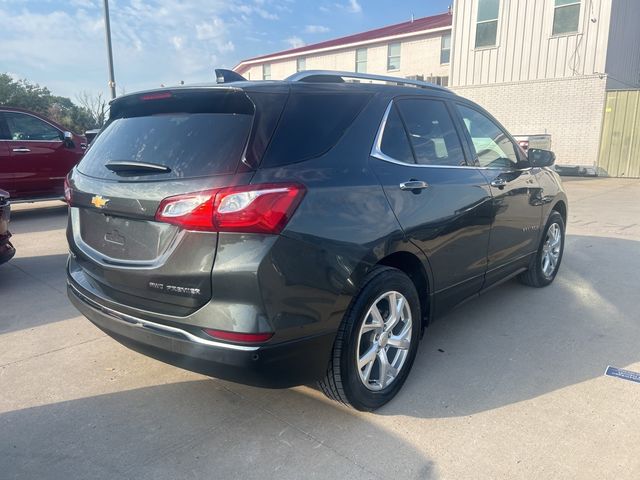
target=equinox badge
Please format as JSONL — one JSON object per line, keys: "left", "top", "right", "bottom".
{"left": 91, "top": 195, "right": 109, "bottom": 209}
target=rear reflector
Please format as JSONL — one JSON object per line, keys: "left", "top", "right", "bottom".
{"left": 155, "top": 183, "right": 306, "bottom": 234}
{"left": 64, "top": 176, "right": 72, "bottom": 204}
{"left": 203, "top": 329, "right": 273, "bottom": 344}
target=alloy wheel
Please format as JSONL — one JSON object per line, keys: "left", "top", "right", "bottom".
{"left": 356, "top": 291, "right": 412, "bottom": 391}
{"left": 541, "top": 223, "right": 562, "bottom": 278}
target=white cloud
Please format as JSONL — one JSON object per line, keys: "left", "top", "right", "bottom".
{"left": 285, "top": 36, "right": 305, "bottom": 48}
{"left": 171, "top": 36, "right": 184, "bottom": 51}
{"left": 304, "top": 25, "right": 330, "bottom": 34}
{"left": 0, "top": 0, "right": 273, "bottom": 97}
{"left": 348, "top": 0, "right": 362, "bottom": 13}
{"left": 196, "top": 17, "right": 226, "bottom": 40}
{"left": 336, "top": 0, "right": 362, "bottom": 13}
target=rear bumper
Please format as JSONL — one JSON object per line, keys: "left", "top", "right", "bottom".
{"left": 68, "top": 282, "right": 335, "bottom": 388}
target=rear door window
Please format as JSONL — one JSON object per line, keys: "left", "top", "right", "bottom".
{"left": 395, "top": 99, "right": 466, "bottom": 167}
{"left": 78, "top": 112, "right": 252, "bottom": 180}
{"left": 380, "top": 104, "right": 415, "bottom": 164}
{"left": 261, "top": 92, "right": 371, "bottom": 167}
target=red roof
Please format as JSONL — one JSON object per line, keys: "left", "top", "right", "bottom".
{"left": 234, "top": 12, "right": 452, "bottom": 74}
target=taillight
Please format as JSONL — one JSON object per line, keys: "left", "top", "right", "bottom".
{"left": 64, "top": 177, "right": 73, "bottom": 204}
{"left": 155, "top": 183, "right": 306, "bottom": 234}
{"left": 203, "top": 328, "right": 273, "bottom": 344}
{"left": 156, "top": 190, "right": 217, "bottom": 230}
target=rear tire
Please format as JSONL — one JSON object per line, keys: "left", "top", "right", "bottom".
{"left": 318, "top": 266, "right": 421, "bottom": 411}
{"left": 519, "top": 211, "right": 565, "bottom": 288}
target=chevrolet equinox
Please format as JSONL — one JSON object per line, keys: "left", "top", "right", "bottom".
{"left": 66, "top": 70, "right": 567, "bottom": 411}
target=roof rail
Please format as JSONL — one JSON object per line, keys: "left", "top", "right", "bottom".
{"left": 286, "top": 70, "right": 450, "bottom": 92}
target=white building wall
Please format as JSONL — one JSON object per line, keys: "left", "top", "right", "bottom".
{"left": 451, "top": 0, "right": 612, "bottom": 87}
{"left": 242, "top": 31, "right": 450, "bottom": 81}
{"left": 605, "top": 0, "right": 640, "bottom": 89}
{"left": 453, "top": 75, "right": 608, "bottom": 166}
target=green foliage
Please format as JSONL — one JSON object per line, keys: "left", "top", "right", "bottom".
{"left": 0, "top": 73, "right": 105, "bottom": 133}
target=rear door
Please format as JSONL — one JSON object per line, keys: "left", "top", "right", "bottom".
{"left": 371, "top": 96, "right": 493, "bottom": 314}
{"left": 454, "top": 103, "right": 543, "bottom": 285}
{"left": 67, "top": 88, "right": 276, "bottom": 315}
{"left": 3, "top": 111, "right": 73, "bottom": 198}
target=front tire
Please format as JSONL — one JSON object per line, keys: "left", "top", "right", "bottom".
{"left": 519, "top": 211, "right": 565, "bottom": 287}
{"left": 318, "top": 267, "right": 421, "bottom": 411}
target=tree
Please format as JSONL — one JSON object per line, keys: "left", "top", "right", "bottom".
{"left": 75, "top": 91, "right": 108, "bottom": 128}
{"left": 0, "top": 73, "right": 103, "bottom": 133}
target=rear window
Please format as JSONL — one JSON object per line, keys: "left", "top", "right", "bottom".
{"left": 261, "top": 92, "right": 371, "bottom": 167}
{"left": 78, "top": 112, "right": 252, "bottom": 180}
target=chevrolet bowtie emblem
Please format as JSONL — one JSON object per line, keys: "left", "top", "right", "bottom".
{"left": 91, "top": 195, "right": 109, "bottom": 209}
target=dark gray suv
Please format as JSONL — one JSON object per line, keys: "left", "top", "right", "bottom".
{"left": 66, "top": 71, "right": 567, "bottom": 411}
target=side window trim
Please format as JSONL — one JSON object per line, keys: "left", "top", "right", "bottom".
{"left": 453, "top": 101, "right": 526, "bottom": 170}
{"left": 371, "top": 96, "right": 475, "bottom": 168}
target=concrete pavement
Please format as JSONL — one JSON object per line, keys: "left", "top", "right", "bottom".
{"left": 1, "top": 178, "right": 639, "bottom": 479}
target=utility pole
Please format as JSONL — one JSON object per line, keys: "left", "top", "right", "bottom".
{"left": 103, "top": 0, "right": 116, "bottom": 99}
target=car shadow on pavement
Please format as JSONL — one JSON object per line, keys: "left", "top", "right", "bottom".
{"left": 0, "top": 380, "right": 437, "bottom": 480}
{"left": 377, "top": 234, "right": 640, "bottom": 418}
{"left": 9, "top": 203, "right": 67, "bottom": 235}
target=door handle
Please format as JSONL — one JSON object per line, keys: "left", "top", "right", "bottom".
{"left": 490, "top": 178, "right": 507, "bottom": 188}
{"left": 12, "top": 147, "right": 31, "bottom": 153}
{"left": 399, "top": 180, "right": 429, "bottom": 191}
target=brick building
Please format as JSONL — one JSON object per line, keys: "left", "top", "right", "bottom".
{"left": 234, "top": 1, "right": 640, "bottom": 172}
{"left": 233, "top": 13, "right": 453, "bottom": 87}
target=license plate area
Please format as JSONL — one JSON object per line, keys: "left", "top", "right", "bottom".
{"left": 79, "top": 208, "right": 177, "bottom": 262}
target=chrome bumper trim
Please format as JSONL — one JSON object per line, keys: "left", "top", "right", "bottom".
{"left": 69, "top": 282, "right": 260, "bottom": 352}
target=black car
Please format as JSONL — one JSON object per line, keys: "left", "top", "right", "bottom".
{"left": 66, "top": 70, "right": 567, "bottom": 411}
{"left": 0, "top": 189, "right": 15, "bottom": 265}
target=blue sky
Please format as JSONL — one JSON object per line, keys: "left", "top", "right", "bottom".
{"left": 0, "top": 0, "right": 451, "bottom": 99}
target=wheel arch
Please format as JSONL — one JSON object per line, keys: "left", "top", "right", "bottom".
{"left": 376, "top": 251, "right": 432, "bottom": 328}
{"left": 552, "top": 199, "right": 567, "bottom": 224}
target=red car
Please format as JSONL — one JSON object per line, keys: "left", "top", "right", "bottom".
{"left": 0, "top": 107, "right": 87, "bottom": 201}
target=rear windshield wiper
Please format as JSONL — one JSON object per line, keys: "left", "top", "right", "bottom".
{"left": 105, "top": 161, "right": 171, "bottom": 174}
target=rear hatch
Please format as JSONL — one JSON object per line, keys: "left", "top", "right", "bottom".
{"left": 67, "top": 86, "right": 285, "bottom": 315}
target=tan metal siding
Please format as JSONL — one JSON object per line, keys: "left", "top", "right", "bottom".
{"left": 451, "top": 0, "right": 612, "bottom": 87}
{"left": 605, "top": 0, "right": 640, "bottom": 89}
{"left": 598, "top": 90, "right": 640, "bottom": 178}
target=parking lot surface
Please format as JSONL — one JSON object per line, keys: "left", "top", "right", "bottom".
{"left": 1, "top": 178, "right": 639, "bottom": 479}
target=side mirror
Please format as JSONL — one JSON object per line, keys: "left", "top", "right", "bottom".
{"left": 63, "top": 131, "right": 74, "bottom": 148}
{"left": 528, "top": 148, "right": 555, "bottom": 168}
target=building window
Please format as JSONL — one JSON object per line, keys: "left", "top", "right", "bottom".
{"left": 262, "top": 64, "right": 271, "bottom": 80}
{"left": 296, "top": 58, "right": 306, "bottom": 72}
{"left": 355, "top": 48, "right": 367, "bottom": 73}
{"left": 426, "top": 75, "right": 449, "bottom": 87}
{"left": 440, "top": 33, "right": 451, "bottom": 64}
{"left": 475, "top": 0, "right": 499, "bottom": 48}
{"left": 387, "top": 42, "right": 401, "bottom": 71}
{"left": 553, "top": 0, "right": 581, "bottom": 35}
